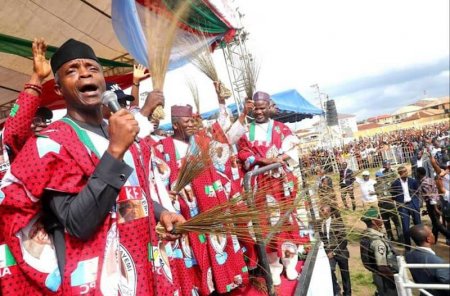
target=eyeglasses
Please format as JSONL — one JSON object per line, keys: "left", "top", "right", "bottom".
{"left": 32, "top": 117, "right": 51, "bottom": 126}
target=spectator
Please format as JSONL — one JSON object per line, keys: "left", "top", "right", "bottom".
{"left": 339, "top": 162, "right": 356, "bottom": 211}
{"left": 319, "top": 205, "right": 351, "bottom": 296}
{"left": 375, "top": 171, "right": 403, "bottom": 242}
{"left": 411, "top": 148, "right": 433, "bottom": 179}
{"left": 416, "top": 167, "right": 450, "bottom": 242}
{"left": 391, "top": 166, "right": 422, "bottom": 249}
{"left": 355, "top": 170, "right": 378, "bottom": 208}
{"left": 319, "top": 176, "right": 341, "bottom": 218}
{"left": 405, "top": 224, "right": 450, "bottom": 296}
{"left": 434, "top": 161, "right": 450, "bottom": 246}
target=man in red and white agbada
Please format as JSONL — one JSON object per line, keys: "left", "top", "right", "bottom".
{"left": 156, "top": 105, "right": 249, "bottom": 295}
{"left": 0, "top": 38, "right": 185, "bottom": 295}
{"left": 237, "top": 91, "right": 308, "bottom": 285}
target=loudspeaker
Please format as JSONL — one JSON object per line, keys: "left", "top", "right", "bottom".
{"left": 325, "top": 99, "right": 338, "bottom": 126}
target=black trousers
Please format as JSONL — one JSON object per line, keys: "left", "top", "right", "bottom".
{"left": 379, "top": 201, "right": 403, "bottom": 242}
{"left": 426, "top": 201, "right": 450, "bottom": 241}
{"left": 329, "top": 254, "right": 352, "bottom": 296}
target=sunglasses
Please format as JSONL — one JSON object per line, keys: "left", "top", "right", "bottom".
{"left": 32, "top": 117, "right": 51, "bottom": 126}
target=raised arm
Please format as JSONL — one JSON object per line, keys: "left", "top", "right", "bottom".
{"left": 130, "top": 64, "right": 150, "bottom": 107}
{"left": 3, "top": 38, "right": 51, "bottom": 159}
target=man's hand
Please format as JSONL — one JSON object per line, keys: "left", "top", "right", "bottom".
{"left": 168, "top": 191, "right": 178, "bottom": 201}
{"left": 159, "top": 210, "right": 186, "bottom": 241}
{"left": 327, "top": 252, "right": 334, "bottom": 259}
{"left": 243, "top": 99, "right": 254, "bottom": 116}
{"left": 31, "top": 38, "right": 51, "bottom": 82}
{"left": 140, "top": 90, "right": 164, "bottom": 118}
{"left": 133, "top": 64, "right": 150, "bottom": 84}
{"left": 213, "top": 81, "right": 230, "bottom": 103}
{"left": 259, "top": 157, "right": 284, "bottom": 166}
{"left": 107, "top": 109, "right": 139, "bottom": 160}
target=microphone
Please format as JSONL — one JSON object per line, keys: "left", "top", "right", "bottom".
{"left": 101, "top": 90, "right": 140, "bottom": 143}
{"left": 101, "top": 90, "right": 121, "bottom": 113}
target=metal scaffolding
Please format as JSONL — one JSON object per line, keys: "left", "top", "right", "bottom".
{"left": 221, "top": 10, "right": 254, "bottom": 115}
{"left": 310, "top": 84, "right": 340, "bottom": 173}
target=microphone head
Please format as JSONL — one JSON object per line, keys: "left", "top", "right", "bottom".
{"left": 101, "top": 90, "right": 118, "bottom": 106}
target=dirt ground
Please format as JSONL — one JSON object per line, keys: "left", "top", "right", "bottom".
{"left": 313, "top": 165, "right": 450, "bottom": 296}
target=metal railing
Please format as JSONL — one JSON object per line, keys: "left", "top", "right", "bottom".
{"left": 243, "top": 162, "right": 282, "bottom": 296}
{"left": 344, "top": 146, "right": 415, "bottom": 171}
{"left": 394, "top": 255, "right": 450, "bottom": 296}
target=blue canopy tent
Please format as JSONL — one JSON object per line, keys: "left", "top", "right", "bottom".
{"left": 159, "top": 89, "right": 323, "bottom": 130}
{"left": 270, "top": 89, "right": 323, "bottom": 122}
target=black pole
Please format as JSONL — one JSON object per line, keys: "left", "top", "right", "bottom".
{"left": 243, "top": 163, "right": 282, "bottom": 296}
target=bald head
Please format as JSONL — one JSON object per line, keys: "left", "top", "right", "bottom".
{"left": 410, "top": 224, "right": 434, "bottom": 247}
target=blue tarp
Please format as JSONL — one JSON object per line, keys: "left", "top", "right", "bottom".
{"left": 159, "top": 89, "right": 323, "bottom": 130}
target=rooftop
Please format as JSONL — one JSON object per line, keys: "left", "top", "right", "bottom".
{"left": 357, "top": 122, "right": 382, "bottom": 131}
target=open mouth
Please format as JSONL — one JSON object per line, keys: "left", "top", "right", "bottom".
{"left": 78, "top": 83, "right": 99, "bottom": 97}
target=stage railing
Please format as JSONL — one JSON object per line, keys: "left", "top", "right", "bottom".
{"left": 394, "top": 255, "right": 450, "bottom": 296}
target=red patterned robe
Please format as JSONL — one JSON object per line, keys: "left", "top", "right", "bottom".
{"left": 143, "top": 136, "right": 199, "bottom": 296}
{"left": 1, "top": 91, "right": 42, "bottom": 179}
{"left": 158, "top": 135, "right": 249, "bottom": 295}
{"left": 0, "top": 119, "right": 180, "bottom": 295}
{"left": 238, "top": 120, "right": 308, "bottom": 257}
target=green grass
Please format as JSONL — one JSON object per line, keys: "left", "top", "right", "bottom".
{"left": 351, "top": 271, "right": 375, "bottom": 293}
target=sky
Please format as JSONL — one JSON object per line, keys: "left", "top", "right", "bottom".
{"left": 134, "top": 0, "right": 449, "bottom": 125}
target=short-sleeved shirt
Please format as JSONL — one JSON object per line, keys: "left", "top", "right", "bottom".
{"left": 367, "top": 228, "right": 393, "bottom": 267}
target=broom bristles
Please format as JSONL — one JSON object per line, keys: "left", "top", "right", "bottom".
{"left": 183, "top": 32, "right": 219, "bottom": 81}
{"left": 182, "top": 33, "right": 231, "bottom": 98}
{"left": 156, "top": 185, "right": 309, "bottom": 249}
{"left": 172, "top": 134, "right": 212, "bottom": 193}
{"left": 243, "top": 58, "right": 260, "bottom": 99}
{"left": 144, "top": 0, "right": 190, "bottom": 120}
{"left": 186, "top": 78, "right": 200, "bottom": 113}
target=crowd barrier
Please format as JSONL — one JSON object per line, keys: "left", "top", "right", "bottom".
{"left": 344, "top": 146, "right": 415, "bottom": 171}
{"left": 394, "top": 256, "right": 450, "bottom": 296}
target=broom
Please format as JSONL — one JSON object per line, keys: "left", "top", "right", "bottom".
{"left": 157, "top": 185, "right": 308, "bottom": 248}
{"left": 171, "top": 133, "right": 212, "bottom": 193}
{"left": 186, "top": 78, "right": 204, "bottom": 129}
{"left": 243, "top": 57, "right": 260, "bottom": 100}
{"left": 187, "top": 78, "right": 200, "bottom": 114}
{"left": 185, "top": 33, "right": 232, "bottom": 99}
{"left": 144, "top": 0, "right": 190, "bottom": 120}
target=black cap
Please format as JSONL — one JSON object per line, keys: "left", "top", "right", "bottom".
{"left": 106, "top": 82, "right": 135, "bottom": 104}
{"left": 51, "top": 39, "right": 99, "bottom": 74}
{"left": 35, "top": 107, "right": 53, "bottom": 120}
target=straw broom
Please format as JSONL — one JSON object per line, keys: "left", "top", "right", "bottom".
{"left": 144, "top": 0, "right": 190, "bottom": 120}
{"left": 187, "top": 78, "right": 200, "bottom": 114}
{"left": 156, "top": 197, "right": 308, "bottom": 248}
{"left": 171, "top": 133, "right": 212, "bottom": 193}
{"left": 158, "top": 179, "right": 310, "bottom": 248}
{"left": 185, "top": 33, "right": 232, "bottom": 98}
{"left": 243, "top": 57, "right": 260, "bottom": 100}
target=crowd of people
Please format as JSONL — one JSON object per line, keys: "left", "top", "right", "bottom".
{"left": 317, "top": 141, "right": 450, "bottom": 296}
{"left": 0, "top": 38, "right": 448, "bottom": 296}
{"left": 302, "top": 123, "right": 449, "bottom": 176}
